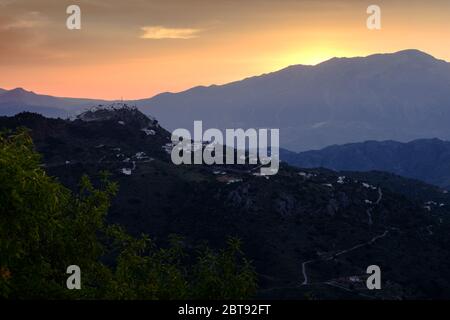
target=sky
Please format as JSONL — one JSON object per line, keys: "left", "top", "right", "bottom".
{"left": 0, "top": 0, "right": 449, "bottom": 100}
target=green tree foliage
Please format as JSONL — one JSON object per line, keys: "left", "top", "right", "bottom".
{"left": 0, "top": 129, "right": 257, "bottom": 299}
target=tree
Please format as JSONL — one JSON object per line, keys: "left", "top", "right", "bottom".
{"left": 0, "top": 129, "right": 257, "bottom": 299}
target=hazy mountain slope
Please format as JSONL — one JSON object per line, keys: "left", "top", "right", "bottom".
{"left": 136, "top": 49, "right": 450, "bottom": 151}
{"left": 0, "top": 88, "right": 109, "bottom": 118}
{"left": 2, "top": 107, "right": 450, "bottom": 299}
{"left": 3, "top": 49, "right": 450, "bottom": 151}
{"left": 281, "top": 138, "right": 450, "bottom": 189}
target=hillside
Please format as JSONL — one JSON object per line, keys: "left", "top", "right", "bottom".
{"left": 281, "top": 138, "right": 450, "bottom": 189}
{"left": 2, "top": 106, "right": 450, "bottom": 299}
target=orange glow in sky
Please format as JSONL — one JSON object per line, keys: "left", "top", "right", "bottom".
{"left": 0, "top": 0, "right": 449, "bottom": 99}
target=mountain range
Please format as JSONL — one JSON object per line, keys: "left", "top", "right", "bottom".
{"left": 0, "top": 87, "right": 108, "bottom": 118}
{"left": 281, "top": 138, "right": 450, "bottom": 189}
{"left": 2, "top": 49, "right": 450, "bottom": 152}
{"left": 135, "top": 49, "right": 450, "bottom": 151}
{"left": 2, "top": 107, "right": 450, "bottom": 299}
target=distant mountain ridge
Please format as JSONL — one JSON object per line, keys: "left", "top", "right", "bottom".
{"left": 2, "top": 49, "right": 450, "bottom": 151}
{"left": 281, "top": 138, "right": 450, "bottom": 189}
{"left": 135, "top": 49, "right": 450, "bottom": 151}
{"left": 0, "top": 87, "right": 109, "bottom": 118}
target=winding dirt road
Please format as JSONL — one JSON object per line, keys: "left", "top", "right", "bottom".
{"left": 301, "top": 187, "right": 385, "bottom": 285}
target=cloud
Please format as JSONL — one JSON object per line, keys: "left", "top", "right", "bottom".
{"left": 1, "top": 11, "right": 47, "bottom": 30}
{"left": 140, "top": 26, "right": 202, "bottom": 39}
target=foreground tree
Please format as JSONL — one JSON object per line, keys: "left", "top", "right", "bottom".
{"left": 0, "top": 129, "right": 257, "bottom": 299}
